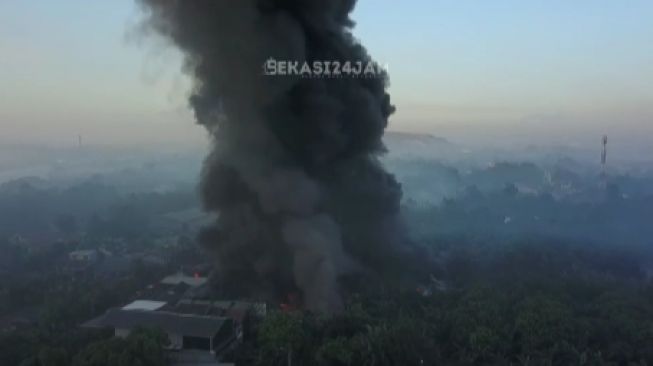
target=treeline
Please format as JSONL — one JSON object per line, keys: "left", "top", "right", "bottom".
{"left": 405, "top": 183, "right": 653, "bottom": 251}
{"left": 14, "top": 329, "right": 170, "bottom": 366}
{"left": 0, "top": 177, "right": 199, "bottom": 239}
{"left": 236, "top": 241, "right": 653, "bottom": 365}
{"left": 0, "top": 259, "right": 168, "bottom": 366}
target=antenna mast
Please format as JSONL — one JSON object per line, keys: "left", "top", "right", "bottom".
{"left": 601, "top": 135, "right": 608, "bottom": 174}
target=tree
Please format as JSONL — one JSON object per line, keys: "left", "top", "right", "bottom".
{"left": 54, "top": 214, "right": 78, "bottom": 237}
{"left": 72, "top": 328, "right": 169, "bottom": 366}
{"left": 315, "top": 337, "right": 354, "bottom": 366}
{"left": 258, "top": 312, "right": 311, "bottom": 366}
{"left": 38, "top": 347, "right": 68, "bottom": 366}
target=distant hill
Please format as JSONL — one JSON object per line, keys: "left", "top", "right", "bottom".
{"left": 383, "top": 131, "right": 460, "bottom": 160}
{"left": 384, "top": 131, "right": 453, "bottom": 146}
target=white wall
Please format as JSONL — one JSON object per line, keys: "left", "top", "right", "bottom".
{"left": 167, "top": 333, "right": 183, "bottom": 350}
{"left": 115, "top": 328, "right": 130, "bottom": 338}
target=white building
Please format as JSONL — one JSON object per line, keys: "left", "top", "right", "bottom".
{"left": 69, "top": 249, "right": 99, "bottom": 262}
{"left": 161, "top": 271, "right": 208, "bottom": 287}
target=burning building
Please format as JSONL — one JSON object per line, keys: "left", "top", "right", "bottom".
{"left": 137, "top": 0, "right": 408, "bottom": 313}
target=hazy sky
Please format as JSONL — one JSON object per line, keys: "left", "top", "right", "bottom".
{"left": 1, "top": 0, "right": 652, "bottom": 148}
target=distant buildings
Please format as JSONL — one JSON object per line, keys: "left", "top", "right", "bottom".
{"left": 154, "top": 208, "right": 214, "bottom": 236}
{"left": 63, "top": 246, "right": 171, "bottom": 279}
{"left": 69, "top": 249, "right": 99, "bottom": 262}
{"left": 9, "top": 232, "right": 66, "bottom": 253}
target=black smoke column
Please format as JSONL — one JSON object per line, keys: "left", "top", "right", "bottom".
{"left": 138, "top": 0, "right": 403, "bottom": 313}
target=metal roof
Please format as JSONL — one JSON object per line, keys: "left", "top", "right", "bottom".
{"left": 160, "top": 272, "right": 208, "bottom": 287}
{"left": 122, "top": 300, "right": 167, "bottom": 311}
{"left": 83, "top": 309, "right": 231, "bottom": 338}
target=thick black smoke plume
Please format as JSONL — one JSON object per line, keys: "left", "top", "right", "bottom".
{"left": 138, "top": 0, "right": 404, "bottom": 313}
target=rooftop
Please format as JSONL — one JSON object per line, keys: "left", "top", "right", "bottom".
{"left": 134, "top": 282, "right": 191, "bottom": 304}
{"left": 161, "top": 272, "right": 208, "bottom": 287}
{"left": 122, "top": 300, "right": 167, "bottom": 312}
{"left": 83, "top": 309, "right": 231, "bottom": 338}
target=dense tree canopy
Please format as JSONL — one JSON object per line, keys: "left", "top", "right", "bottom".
{"left": 240, "top": 240, "right": 653, "bottom": 366}
{"left": 72, "top": 329, "right": 169, "bottom": 366}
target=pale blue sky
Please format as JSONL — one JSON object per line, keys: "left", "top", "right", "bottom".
{"left": 1, "top": 0, "right": 652, "bottom": 147}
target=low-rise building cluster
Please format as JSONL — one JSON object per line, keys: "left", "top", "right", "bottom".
{"left": 82, "top": 270, "right": 265, "bottom": 364}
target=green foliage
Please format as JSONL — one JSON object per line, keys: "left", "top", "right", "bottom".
{"left": 0, "top": 333, "right": 39, "bottom": 366}
{"left": 72, "top": 328, "right": 169, "bottom": 366}
{"left": 258, "top": 312, "right": 306, "bottom": 353}
{"left": 316, "top": 337, "right": 354, "bottom": 365}
{"left": 37, "top": 347, "right": 69, "bottom": 366}
{"left": 514, "top": 296, "right": 573, "bottom": 352}
{"left": 247, "top": 241, "right": 653, "bottom": 366}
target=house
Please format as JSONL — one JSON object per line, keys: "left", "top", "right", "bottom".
{"left": 161, "top": 271, "right": 209, "bottom": 288}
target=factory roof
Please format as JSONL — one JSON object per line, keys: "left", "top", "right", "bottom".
{"left": 83, "top": 309, "right": 231, "bottom": 338}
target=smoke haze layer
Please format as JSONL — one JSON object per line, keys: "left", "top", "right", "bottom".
{"left": 137, "top": 0, "right": 402, "bottom": 313}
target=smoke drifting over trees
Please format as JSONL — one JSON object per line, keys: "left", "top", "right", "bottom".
{"left": 137, "top": 0, "right": 403, "bottom": 313}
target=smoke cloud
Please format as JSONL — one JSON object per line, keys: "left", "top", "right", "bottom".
{"left": 137, "top": 0, "right": 403, "bottom": 313}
